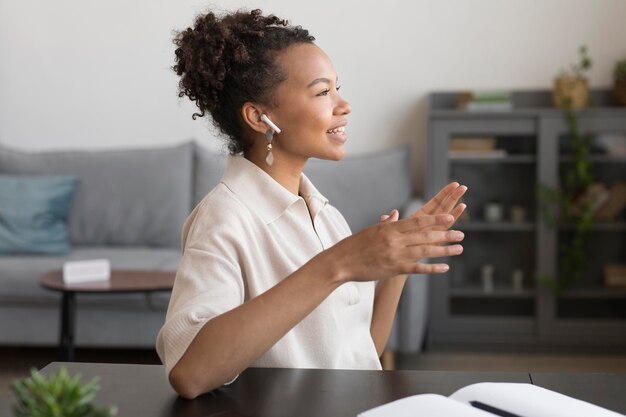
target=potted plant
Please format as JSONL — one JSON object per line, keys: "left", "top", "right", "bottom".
{"left": 538, "top": 45, "right": 596, "bottom": 293}
{"left": 613, "top": 56, "right": 626, "bottom": 106}
{"left": 553, "top": 45, "right": 592, "bottom": 110}
{"left": 10, "top": 367, "right": 117, "bottom": 417}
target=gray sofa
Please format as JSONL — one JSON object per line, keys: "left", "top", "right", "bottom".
{"left": 0, "top": 141, "right": 428, "bottom": 353}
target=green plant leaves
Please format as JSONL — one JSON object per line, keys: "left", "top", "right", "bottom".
{"left": 10, "top": 367, "right": 117, "bottom": 417}
{"left": 536, "top": 107, "right": 595, "bottom": 293}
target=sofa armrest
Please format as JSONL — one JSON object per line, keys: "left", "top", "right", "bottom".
{"left": 386, "top": 197, "right": 429, "bottom": 354}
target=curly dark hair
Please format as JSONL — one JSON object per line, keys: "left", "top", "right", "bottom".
{"left": 173, "top": 9, "right": 315, "bottom": 154}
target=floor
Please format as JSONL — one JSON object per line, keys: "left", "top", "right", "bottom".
{"left": 2, "top": 347, "right": 626, "bottom": 397}
{"left": 396, "top": 351, "right": 626, "bottom": 374}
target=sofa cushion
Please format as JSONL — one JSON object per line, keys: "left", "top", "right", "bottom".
{"left": 193, "top": 143, "right": 228, "bottom": 206}
{"left": 0, "top": 142, "right": 193, "bottom": 247}
{"left": 0, "top": 246, "right": 180, "bottom": 301}
{"left": 0, "top": 175, "right": 78, "bottom": 255}
{"left": 304, "top": 146, "right": 412, "bottom": 232}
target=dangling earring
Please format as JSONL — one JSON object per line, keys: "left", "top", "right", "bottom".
{"left": 260, "top": 114, "right": 280, "bottom": 167}
{"left": 265, "top": 129, "right": 274, "bottom": 166}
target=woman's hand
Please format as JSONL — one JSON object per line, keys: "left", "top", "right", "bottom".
{"left": 411, "top": 182, "right": 467, "bottom": 228}
{"left": 325, "top": 213, "right": 464, "bottom": 284}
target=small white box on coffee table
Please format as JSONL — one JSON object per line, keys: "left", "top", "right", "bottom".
{"left": 63, "top": 259, "right": 111, "bottom": 284}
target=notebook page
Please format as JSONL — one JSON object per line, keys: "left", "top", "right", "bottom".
{"left": 450, "top": 382, "right": 624, "bottom": 417}
{"left": 357, "top": 393, "right": 495, "bottom": 417}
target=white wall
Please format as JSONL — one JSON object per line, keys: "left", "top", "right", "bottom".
{"left": 1, "top": 0, "right": 625, "bottom": 194}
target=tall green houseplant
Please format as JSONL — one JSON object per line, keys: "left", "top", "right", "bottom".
{"left": 538, "top": 45, "right": 594, "bottom": 292}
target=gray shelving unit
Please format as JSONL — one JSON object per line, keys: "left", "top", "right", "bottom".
{"left": 426, "top": 90, "right": 626, "bottom": 351}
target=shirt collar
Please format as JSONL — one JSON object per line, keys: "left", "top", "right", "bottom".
{"left": 298, "top": 171, "right": 329, "bottom": 220}
{"left": 221, "top": 155, "right": 329, "bottom": 224}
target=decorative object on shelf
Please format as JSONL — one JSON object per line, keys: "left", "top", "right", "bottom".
{"left": 553, "top": 45, "right": 592, "bottom": 110}
{"left": 456, "top": 90, "right": 513, "bottom": 112}
{"left": 613, "top": 56, "right": 626, "bottom": 106}
{"left": 484, "top": 201, "right": 503, "bottom": 223}
{"left": 481, "top": 264, "right": 495, "bottom": 293}
{"left": 509, "top": 205, "right": 528, "bottom": 223}
{"left": 604, "top": 264, "right": 626, "bottom": 288}
{"left": 512, "top": 269, "right": 524, "bottom": 292}
{"left": 570, "top": 182, "right": 611, "bottom": 216}
{"left": 595, "top": 133, "right": 626, "bottom": 156}
{"left": 595, "top": 181, "right": 626, "bottom": 221}
{"left": 10, "top": 367, "right": 117, "bottom": 417}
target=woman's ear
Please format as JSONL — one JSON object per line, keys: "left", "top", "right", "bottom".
{"left": 241, "top": 103, "right": 269, "bottom": 134}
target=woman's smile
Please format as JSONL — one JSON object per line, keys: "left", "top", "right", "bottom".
{"left": 326, "top": 124, "right": 348, "bottom": 143}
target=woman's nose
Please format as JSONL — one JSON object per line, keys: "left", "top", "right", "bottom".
{"left": 335, "top": 96, "right": 351, "bottom": 115}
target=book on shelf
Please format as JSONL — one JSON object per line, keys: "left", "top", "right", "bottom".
{"left": 450, "top": 137, "right": 496, "bottom": 151}
{"left": 449, "top": 136, "right": 507, "bottom": 158}
{"left": 358, "top": 382, "right": 623, "bottom": 417}
{"left": 456, "top": 90, "right": 513, "bottom": 112}
{"left": 466, "top": 101, "right": 513, "bottom": 111}
{"left": 448, "top": 149, "right": 508, "bottom": 158}
{"left": 595, "top": 181, "right": 626, "bottom": 221}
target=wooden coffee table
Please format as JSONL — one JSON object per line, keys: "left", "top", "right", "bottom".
{"left": 40, "top": 270, "right": 175, "bottom": 361}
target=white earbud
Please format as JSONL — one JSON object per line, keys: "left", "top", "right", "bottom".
{"left": 260, "top": 114, "right": 281, "bottom": 134}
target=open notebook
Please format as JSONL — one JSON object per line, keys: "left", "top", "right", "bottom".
{"left": 358, "top": 382, "right": 624, "bottom": 417}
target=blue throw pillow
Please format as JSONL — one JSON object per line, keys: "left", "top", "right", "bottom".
{"left": 0, "top": 175, "right": 79, "bottom": 255}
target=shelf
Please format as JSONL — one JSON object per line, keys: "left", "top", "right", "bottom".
{"left": 457, "top": 222, "right": 535, "bottom": 232}
{"left": 559, "top": 222, "right": 626, "bottom": 231}
{"left": 428, "top": 89, "right": 626, "bottom": 348}
{"left": 429, "top": 90, "right": 626, "bottom": 113}
{"left": 449, "top": 154, "right": 536, "bottom": 164}
{"left": 559, "top": 288, "right": 626, "bottom": 299}
{"left": 560, "top": 155, "right": 626, "bottom": 163}
{"left": 450, "top": 287, "right": 534, "bottom": 298}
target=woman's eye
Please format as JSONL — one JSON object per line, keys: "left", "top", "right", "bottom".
{"left": 317, "top": 85, "right": 341, "bottom": 96}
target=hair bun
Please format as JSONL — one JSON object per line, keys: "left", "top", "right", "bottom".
{"left": 173, "top": 9, "right": 314, "bottom": 154}
{"left": 174, "top": 11, "right": 229, "bottom": 115}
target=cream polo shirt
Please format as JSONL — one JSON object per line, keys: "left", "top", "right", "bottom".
{"left": 156, "top": 155, "right": 381, "bottom": 376}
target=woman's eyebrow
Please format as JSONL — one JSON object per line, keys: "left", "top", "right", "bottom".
{"left": 307, "top": 77, "right": 338, "bottom": 88}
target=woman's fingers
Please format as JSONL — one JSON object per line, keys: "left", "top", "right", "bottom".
{"left": 419, "top": 182, "right": 459, "bottom": 215}
{"left": 402, "top": 229, "right": 464, "bottom": 246}
{"left": 394, "top": 214, "right": 454, "bottom": 233}
{"left": 337, "top": 211, "right": 464, "bottom": 282}
{"left": 403, "top": 243, "right": 463, "bottom": 260}
{"left": 450, "top": 203, "right": 467, "bottom": 222}
{"left": 440, "top": 185, "right": 467, "bottom": 214}
{"left": 401, "top": 262, "right": 452, "bottom": 275}
{"left": 380, "top": 209, "right": 399, "bottom": 223}
{"left": 415, "top": 182, "right": 468, "bottom": 217}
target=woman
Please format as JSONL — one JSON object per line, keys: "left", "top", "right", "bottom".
{"left": 157, "top": 9, "right": 467, "bottom": 399}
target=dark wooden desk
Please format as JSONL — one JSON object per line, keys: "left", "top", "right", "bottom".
{"left": 531, "top": 373, "right": 626, "bottom": 415}
{"left": 1, "top": 362, "right": 623, "bottom": 417}
{"left": 18, "top": 363, "right": 527, "bottom": 417}
{"left": 39, "top": 270, "right": 175, "bottom": 361}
